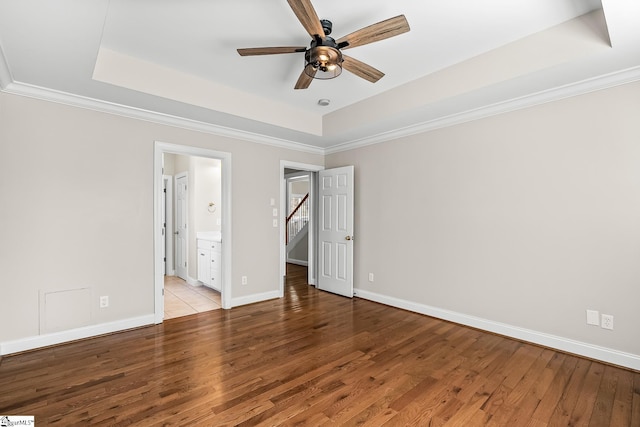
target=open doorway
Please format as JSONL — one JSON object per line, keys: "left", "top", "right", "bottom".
{"left": 162, "top": 154, "right": 222, "bottom": 319}
{"left": 154, "top": 142, "right": 232, "bottom": 324}
{"left": 280, "top": 162, "right": 355, "bottom": 300}
{"left": 279, "top": 161, "right": 324, "bottom": 296}
{"left": 285, "top": 171, "right": 310, "bottom": 267}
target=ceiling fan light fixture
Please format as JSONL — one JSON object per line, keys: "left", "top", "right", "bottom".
{"left": 304, "top": 45, "right": 342, "bottom": 80}
{"left": 237, "top": 2, "right": 410, "bottom": 90}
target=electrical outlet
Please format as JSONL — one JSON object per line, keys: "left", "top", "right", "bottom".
{"left": 273, "top": 219, "right": 278, "bottom": 227}
{"left": 241, "top": 276, "right": 248, "bottom": 285}
{"left": 99, "top": 296, "right": 109, "bottom": 308}
{"left": 273, "top": 208, "right": 278, "bottom": 217}
{"left": 368, "top": 273, "right": 374, "bottom": 282}
{"left": 601, "top": 314, "right": 614, "bottom": 330}
{"left": 586, "top": 309, "right": 599, "bottom": 326}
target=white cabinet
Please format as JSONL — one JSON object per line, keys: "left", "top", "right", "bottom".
{"left": 197, "top": 238, "right": 222, "bottom": 291}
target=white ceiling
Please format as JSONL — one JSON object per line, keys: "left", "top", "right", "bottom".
{"left": 1, "top": 0, "right": 640, "bottom": 153}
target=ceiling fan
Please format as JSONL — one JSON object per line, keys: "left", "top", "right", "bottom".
{"left": 237, "top": 0, "right": 410, "bottom": 90}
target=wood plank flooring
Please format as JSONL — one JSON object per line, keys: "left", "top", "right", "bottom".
{"left": 1, "top": 264, "right": 639, "bottom": 426}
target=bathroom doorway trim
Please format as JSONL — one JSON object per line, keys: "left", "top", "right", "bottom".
{"left": 154, "top": 141, "right": 232, "bottom": 323}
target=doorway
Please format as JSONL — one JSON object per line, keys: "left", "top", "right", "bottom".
{"left": 279, "top": 161, "right": 323, "bottom": 296}
{"left": 154, "top": 142, "right": 232, "bottom": 324}
{"left": 163, "top": 155, "right": 222, "bottom": 319}
{"left": 285, "top": 171, "right": 311, "bottom": 267}
{"left": 279, "top": 161, "right": 355, "bottom": 299}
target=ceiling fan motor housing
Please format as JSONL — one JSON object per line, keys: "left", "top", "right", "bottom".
{"left": 320, "top": 19, "right": 333, "bottom": 35}
{"left": 305, "top": 36, "right": 343, "bottom": 79}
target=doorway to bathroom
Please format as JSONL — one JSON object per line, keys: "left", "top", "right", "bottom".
{"left": 154, "top": 142, "right": 232, "bottom": 324}
{"left": 162, "top": 154, "right": 222, "bottom": 319}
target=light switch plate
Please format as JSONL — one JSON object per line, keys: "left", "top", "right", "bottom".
{"left": 586, "top": 309, "right": 599, "bottom": 326}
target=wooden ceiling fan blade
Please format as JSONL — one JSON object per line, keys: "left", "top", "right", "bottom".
{"left": 237, "top": 47, "right": 306, "bottom": 56}
{"left": 287, "top": 0, "right": 325, "bottom": 39}
{"left": 295, "top": 68, "right": 315, "bottom": 89}
{"left": 342, "top": 55, "right": 384, "bottom": 83}
{"left": 337, "top": 15, "right": 409, "bottom": 49}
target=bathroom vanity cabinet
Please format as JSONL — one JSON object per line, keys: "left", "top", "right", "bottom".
{"left": 197, "top": 235, "right": 222, "bottom": 291}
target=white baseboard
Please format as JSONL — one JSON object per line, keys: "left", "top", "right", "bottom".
{"left": 7, "top": 288, "right": 635, "bottom": 370}
{"left": 0, "top": 315, "right": 155, "bottom": 356}
{"left": 231, "top": 290, "right": 280, "bottom": 308}
{"left": 185, "top": 275, "right": 199, "bottom": 286}
{"left": 354, "top": 288, "right": 640, "bottom": 371}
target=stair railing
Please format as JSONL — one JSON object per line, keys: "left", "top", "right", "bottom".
{"left": 286, "top": 193, "right": 309, "bottom": 244}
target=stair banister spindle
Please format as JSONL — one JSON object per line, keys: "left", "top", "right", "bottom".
{"left": 286, "top": 193, "right": 309, "bottom": 244}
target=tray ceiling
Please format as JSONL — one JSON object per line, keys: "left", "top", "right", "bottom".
{"left": 1, "top": 0, "right": 640, "bottom": 152}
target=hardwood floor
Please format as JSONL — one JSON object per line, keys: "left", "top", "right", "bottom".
{"left": 1, "top": 264, "right": 638, "bottom": 426}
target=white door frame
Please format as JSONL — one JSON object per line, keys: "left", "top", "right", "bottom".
{"left": 285, "top": 171, "right": 311, "bottom": 266}
{"left": 154, "top": 141, "right": 232, "bottom": 324}
{"left": 279, "top": 160, "right": 324, "bottom": 296}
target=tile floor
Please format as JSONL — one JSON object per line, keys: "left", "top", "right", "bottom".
{"left": 164, "top": 275, "right": 221, "bottom": 320}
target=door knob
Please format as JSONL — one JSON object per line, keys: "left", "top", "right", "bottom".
{"left": 345, "top": 236, "right": 352, "bottom": 241}
{"left": 174, "top": 231, "right": 179, "bottom": 235}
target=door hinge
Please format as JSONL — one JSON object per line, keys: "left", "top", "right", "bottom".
{"left": 164, "top": 257, "right": 166, "bottom": 262}
{"left": 162, "top": 288, "right": 164, "bottom": 296}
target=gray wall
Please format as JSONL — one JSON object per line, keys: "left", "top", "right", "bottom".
{"left": 0, "top": 91, "right": 323, "bottom": 344}
{"left": 327, "top": 80, "right": 640, "bottom": 358}
{"left": 2, "top": 78, "right": 639, "bottom": 366}
{"left": 287, "top": 231, "right": 308, "bottom": 263}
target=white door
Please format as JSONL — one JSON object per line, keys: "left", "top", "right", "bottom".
{"left": 317, "top": 166, "right": 354, "bottom": 298}
{"left": 176, "top": 173, "right": 188, "bottom": 280}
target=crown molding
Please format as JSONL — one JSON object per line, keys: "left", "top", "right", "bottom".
{"left": 2, "top": 51, "right": 640, "bottom": 156}
{"left": 325, "top": 65, "right": 640, "bottom": 155}
{"left": 0, "top": 80, "right": 325, "bottom": 156}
